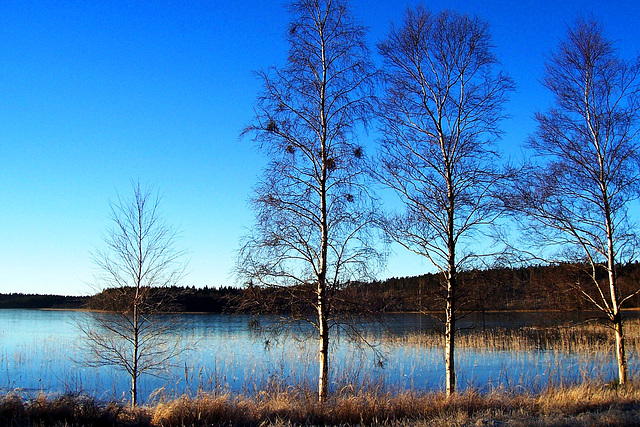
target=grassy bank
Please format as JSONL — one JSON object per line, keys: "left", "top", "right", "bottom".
{"left": 2, "top": 382, "right": 640, "bottom": 426}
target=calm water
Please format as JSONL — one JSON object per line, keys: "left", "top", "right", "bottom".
{"left": 0, "top": 309, "right": 631, "bottom": 404}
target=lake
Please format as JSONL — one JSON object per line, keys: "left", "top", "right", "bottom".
{"left": 0, "top": 309, "right": 632, "bottom": 404}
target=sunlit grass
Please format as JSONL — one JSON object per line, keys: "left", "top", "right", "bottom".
{"left": 384, "top": 318, "right": 640, "bottom": 354}
{"left": 3, "top": 381, "right": 640, "bottom": 426}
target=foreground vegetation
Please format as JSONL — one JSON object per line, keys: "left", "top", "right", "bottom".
{"left": 2, "top": 382, "right": 640, "bottom": 426}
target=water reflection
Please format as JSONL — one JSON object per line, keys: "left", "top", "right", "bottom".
{"left": 0, "top": 309, "right": 633, "bottom": 404}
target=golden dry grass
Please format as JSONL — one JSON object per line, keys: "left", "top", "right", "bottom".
{"left": 384, "top": 317, "right": 640, "bottom": 354}
{"left": 2, "top": 382, "right": 640, "bottom": 426}
{"left": 148, "top": 383, "right": 640, "bottom": 426}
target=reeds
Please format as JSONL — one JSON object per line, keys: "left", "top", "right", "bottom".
{"left": 0, "top": 391, "right": 149, "bottom": 426}
{"left": 3, "top": 382, "right": 640, "bottom": 426}
{"left": 384, "top": 318, "right": 640, "bottom": 354}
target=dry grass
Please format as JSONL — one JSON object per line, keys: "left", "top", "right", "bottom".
{"left": 3, "top": 383, "right": 640, "bottom": 426}
{"left": 385, "top": 318, "right": 640, "bottom": 354}
{"left": 0, "top": 391, "right": 151, "bottom": 427}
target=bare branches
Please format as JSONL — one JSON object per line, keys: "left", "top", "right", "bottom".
{"left": 377, "top": 9, "right": 514, "bottom": 270}
{"left": 377, "top": 7, "right": 514, "bottom": 396}
{"left": 508, "top": 18, "right": 640, "bottom": 385}
{"left": 239, "top": 0, "right": 382, "bottom": 403}
{"left": 78, "top": 182, "right": 188, "bottom": 407}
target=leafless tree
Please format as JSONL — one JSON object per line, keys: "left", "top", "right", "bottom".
{"left": 508, "top": 19, "right": 640, "bottom": 385}
{"left": 238, "top": 0, "right": 382, "bottom": 402}
{"left": 376, "top": 7, "right": 514, "bottom": 396}
{"left": 77, "top": 182, "right": 187, "bottom": 407}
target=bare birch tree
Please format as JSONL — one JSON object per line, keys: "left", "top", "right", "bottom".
{"left": 508, "top": 19, "right": 640, "bottom": 385}
{"left": 238, "top": 0, "right": 381, "bottom": 402}
{"left": 376, "top": 7, "right": 514, "bottom": 396}
{"left": 78, "top": 182, "right": 187, "bottom": 407}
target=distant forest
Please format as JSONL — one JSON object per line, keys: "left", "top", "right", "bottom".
{"left": 3, "top": 262, "right": 640, "bottom": 313}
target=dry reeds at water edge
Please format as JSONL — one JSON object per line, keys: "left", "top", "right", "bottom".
{"left": 384, "top": 318, "right": 637, "bottom": 353}
{"left": 3, "top": 383, "right": 640, "bottom": 426}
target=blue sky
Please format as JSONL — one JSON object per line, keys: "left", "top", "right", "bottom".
{"left": 1, "top": 0, "right": 639, "bottom": 296}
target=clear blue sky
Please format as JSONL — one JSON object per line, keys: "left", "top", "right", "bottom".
{"left": 1, "top": 0, "right": 639, "bottom": 296}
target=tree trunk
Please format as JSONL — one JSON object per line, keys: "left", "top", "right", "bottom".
{"left": 445, "top": 169, "right": 456, "bottom": 397}
{"left": 445, "top": 274, "right": 456, "bottom": 397}
{"left": 318, "top": 292, "right": 329, "bottom": 402}
{"left": 605, "top": 199, "right": 627, "bottom": 385}
{"left": 132, "top": 296, "right": 140, "bottom": 408}
{"left": 317, "top": 16, "right": 330, "bottom": 403}
{"left": 131, "top": 374, "right": 137, "bottom": 408}
{"left": 614, "top": 312, "right": 627, "bottom": 385}
{"left": 131, "top": 332, "right": 139, "bottom": 407}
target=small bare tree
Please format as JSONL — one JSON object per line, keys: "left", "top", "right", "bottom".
{"left": 509, "top": 19, "right": 640, "bottom": 385}
{"left": 238, "top": 0, "right": 381, "bottom": 402}
{"left": 376, "top": 7, "right": 514, "bottom": 396}
{"left": 78, "top": 182, "right": 187, "bottom": 407}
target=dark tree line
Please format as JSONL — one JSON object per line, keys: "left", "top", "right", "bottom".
{"left": 8, "top": 262, "right": 640, "bottom": 313}
{"left": 0, "top": 293, "right": 89, "bottom": 309}
{"left": 366, "top": 261, "right": 640, "bottom": 313}
{"left": 85, "top": 285, "right": 241, "bottom": 313}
